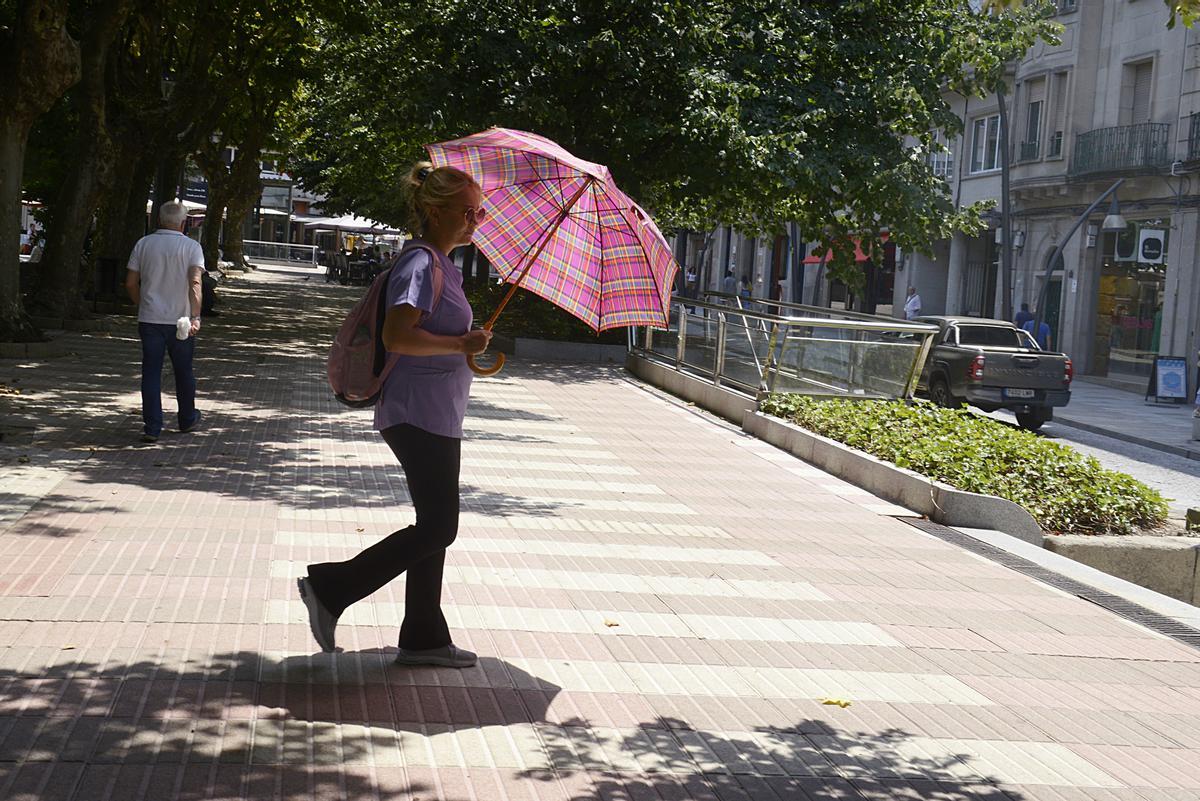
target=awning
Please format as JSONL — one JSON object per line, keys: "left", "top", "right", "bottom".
{"left": 145, "top": 199, "right": 206, "bottom": 214}
{"left": 802, "top": 233, "right": 889, "bottom": 264}
{"left": 301, "top": 214, "right": 403, "bottom": 234}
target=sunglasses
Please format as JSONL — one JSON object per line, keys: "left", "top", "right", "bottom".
{"left": 464, "top": 206, "right": 488, "bottom": 224}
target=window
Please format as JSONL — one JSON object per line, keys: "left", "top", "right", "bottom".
{"left": 928, "top": 129, "right": 955, "bottom": 179}
{"left": 1048, "top": 131, "right": 1064, "bottom": 157}
{"left": 1048, "top": 71, "right": 1069, "bottom": 158}
{"left": 957, "top": 325, "right": 1025, "bottom": 348}
{"left": 1131, "top": 62, "right": 1153, "bottom": 123}
{"left": 970, "top": 114, "right": 1001, "bottom": 173}
{"left": 1022, "top": 99, "right": 1043, "bottom": 160}
{"left": 1057, "top": 0, "right": 1076, "bottom": 12}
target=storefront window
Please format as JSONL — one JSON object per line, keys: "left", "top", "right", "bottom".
{"left": 1093, "top": 220, "right": 1168, "bottom": 379}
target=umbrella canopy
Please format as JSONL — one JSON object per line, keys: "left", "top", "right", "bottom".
{"left": 426, "top": 128, "right": 677, "bottom": 333}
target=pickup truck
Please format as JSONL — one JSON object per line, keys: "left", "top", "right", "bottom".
{"left": 914, "top": 316, "right": 1072, "bottom": 431}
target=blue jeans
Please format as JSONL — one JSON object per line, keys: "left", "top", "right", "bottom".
{"left": 139, "top": 322, "right": 197, "bottom": 437}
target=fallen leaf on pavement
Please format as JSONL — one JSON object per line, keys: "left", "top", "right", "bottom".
{"left": 820, "top": 697, "right": 852, "bottom": 708}
{"left": 603, "top": 618, "right": 620, "bottom": 627}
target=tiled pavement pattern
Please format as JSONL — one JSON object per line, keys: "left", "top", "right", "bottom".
{"left": 2, "top": 271, "right": 1200, "bottom": 800}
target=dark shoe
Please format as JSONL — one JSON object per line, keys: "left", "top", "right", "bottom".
{"left": 141, "top": 433, "right": 158, "bottom": 443}
{"left": 394, "top": 644, "right": 477, "bottom": 668}
{"left": 180, "top": 411, "right": 201, "bottom": 434}
{"left": 297, "top": 576, "right": 338, "bottom": 653}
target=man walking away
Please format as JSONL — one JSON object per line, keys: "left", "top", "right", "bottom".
{"left": 125, "top": 201, "right": 204, "bottom": 443}
{"left": 903, "top": 286, "right": 922, "bottom": 320}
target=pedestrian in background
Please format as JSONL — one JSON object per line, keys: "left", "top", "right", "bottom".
{"left": 1014, "top": 302, "right": 1034, "bottom": 329}
{"left": 718, "top": 269, "right": 731, "bottom": 293}
{"left": 124, "top": 201, "right": 204, "bottom": 443}
{"left": 299, "top": 161, "right": 492, "bottom": 668}
{"left": 904, "top": 286, "right": 922, "bottom": 320}
{"left": 1022, "top": 318, "right": 1052, "bottom": 350}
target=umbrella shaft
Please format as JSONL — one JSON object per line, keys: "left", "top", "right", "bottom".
{"left": 482, "top": 177, "right": 595, "bottom": 330}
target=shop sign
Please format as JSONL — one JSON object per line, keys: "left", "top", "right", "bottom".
{"left": 1146, "top": 355, "right": 1189, "bottom": 404}
{"left": 1138, "top": 229, "right": 1165, "bottom": 265}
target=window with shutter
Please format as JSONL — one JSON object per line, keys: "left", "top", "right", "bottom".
{"left": 1131, "top": 62, "right": 1153, "bottom": 123}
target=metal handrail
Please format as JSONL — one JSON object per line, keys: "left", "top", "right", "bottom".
{"left": 634, "top": 295, "right": 939, "bottom": 402}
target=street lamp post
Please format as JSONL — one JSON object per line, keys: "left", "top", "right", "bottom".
{"left": 1032, "top": 178, "right": 1127, "bottom": 345}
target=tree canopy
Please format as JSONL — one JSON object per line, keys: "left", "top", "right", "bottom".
{"left": 8, "top": 0, "right": 1195, "bottom": 337}
{"left": 293, "top": 0, "right": 1057, "bottom": 280}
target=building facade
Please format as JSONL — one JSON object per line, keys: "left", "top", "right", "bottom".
{"left": 904, "top": 0, "right": 1200, "bottom": 393}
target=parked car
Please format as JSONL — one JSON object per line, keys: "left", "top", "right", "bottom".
{"left": 915, "top": 316, "right": 1072, "bottom": 431}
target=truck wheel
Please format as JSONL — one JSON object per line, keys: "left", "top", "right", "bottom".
{"left": 1016, "top": 409, "right": 1049, "bottom": 431}
{"left": 930, "top": 377, "right": 962, "bottom": 409}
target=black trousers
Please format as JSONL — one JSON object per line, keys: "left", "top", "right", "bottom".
{"left": 307, "top": 423, "right": 461, "bottom": 650}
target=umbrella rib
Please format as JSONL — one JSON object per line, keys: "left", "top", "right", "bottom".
{"left": 595, "top": 181, "right": 606, "bottom": 330}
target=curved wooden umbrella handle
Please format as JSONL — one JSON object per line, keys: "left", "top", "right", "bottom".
{"left": 467, "top": 349, "right": 505, "bottom": 376}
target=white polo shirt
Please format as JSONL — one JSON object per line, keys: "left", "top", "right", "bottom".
{"left": 127, "top": 229, "right": 204, "bottom": 325}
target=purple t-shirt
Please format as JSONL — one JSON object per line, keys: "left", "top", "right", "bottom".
{"left": 373, "top": 244, "right": 475, "bottom": 438}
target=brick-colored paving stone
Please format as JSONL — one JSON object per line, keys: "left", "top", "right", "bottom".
{"left": 2, "top": 268, "right": 1200, "bottom": 800}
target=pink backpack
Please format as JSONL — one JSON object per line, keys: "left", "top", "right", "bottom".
{"left": 328, "top": 240, "right": 446, "bottom": 407}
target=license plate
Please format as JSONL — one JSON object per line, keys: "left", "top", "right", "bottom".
{"left": 1004, "top": 388, "right": 1036, "bottom": 399}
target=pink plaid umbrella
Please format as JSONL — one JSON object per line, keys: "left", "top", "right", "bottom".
{"left": 426, "top": 128, "right": 678, "bottom": 375}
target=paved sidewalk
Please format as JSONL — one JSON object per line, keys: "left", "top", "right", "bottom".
{"left": 1055, "top": 380, "right": 1200, "bottom": 461}
{"left": 3, "top": 271, "right": 1200, "bottom": 800}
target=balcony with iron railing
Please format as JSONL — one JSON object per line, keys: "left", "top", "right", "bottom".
{"left": 1018, "top": 141, "right": 1040, "bottom": 162}
{"left": 1188, "top": 112, "right": 1200, "bottom": 162}
{"left": 1068, "top": 123, "right": 1171, "bottom": 177}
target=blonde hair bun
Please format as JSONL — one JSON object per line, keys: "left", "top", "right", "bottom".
{"left": 403, "top": 162, "right": 476, "bottom": 234}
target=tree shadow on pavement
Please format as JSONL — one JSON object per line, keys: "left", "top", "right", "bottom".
{"left": 527, "top": 716, "right": 1030, "bottom": 801}
{"left": 0, "top": 650, "right": 564, "bottom": 801}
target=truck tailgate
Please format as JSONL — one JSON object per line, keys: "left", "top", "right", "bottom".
{"left": 982, "top": 351, "right": 1067, "bottom": 390}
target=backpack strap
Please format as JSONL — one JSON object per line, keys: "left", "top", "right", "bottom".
{"left": 371, "top": 240, "right": 451, "bottom": 377}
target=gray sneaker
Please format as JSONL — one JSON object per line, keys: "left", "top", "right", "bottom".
{"left": 297, "top": 576, "right": 337, "bottom": 653}
{"left": 394, "top": 644, "right": 477, "bottom": 668}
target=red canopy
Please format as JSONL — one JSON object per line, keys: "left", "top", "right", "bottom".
{"left": 802, "top": 233, "right": 889, "bottom": 264}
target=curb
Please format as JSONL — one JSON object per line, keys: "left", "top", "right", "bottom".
{"left": 1042, "top": 534, "right": 1200, "bottom": 606}
{"left": 1052, "top": 414, "right": 1200, "bottom": 462}
{"left": 744, "top": 411, "right": 1045, "bottom": 545}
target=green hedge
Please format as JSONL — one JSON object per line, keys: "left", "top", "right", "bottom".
{"left": 465, "top": 281, "right": 626, "bottom": 344}
{"left": 759, "top": 394, "right": 1168, "bottom": 536}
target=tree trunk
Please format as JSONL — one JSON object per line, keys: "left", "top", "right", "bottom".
{"left": 219, "top": 133, "right": 267, "bottom": 269}
{"left": 0, "top": 118, "right": 34, "bottom": 340}
{"left": 121, "top": 158, "right": 156, "bottom": 258}
{"left": 154, "top": 154, "right": 185, "bottom": 211}
{"left": 33, "top": 0, "right": 132, "bottom": 319}
{"left": 221, "top": 197, "right": 253, "bottom": 268}
{"left": 0, "top": 0, "right": 81, "bottom": 339}
{"left": 460, "top": 245, "right": 476, "bottom": 285}
{"left": 195, "top": 146, "right": 232, "bottom": 271}
{"left": 200, "top": 191, "right": 227, "bottom": 271}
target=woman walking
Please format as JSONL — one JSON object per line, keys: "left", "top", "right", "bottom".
{"left": 298, "top": 162, "right": 492, "bottom": 667}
